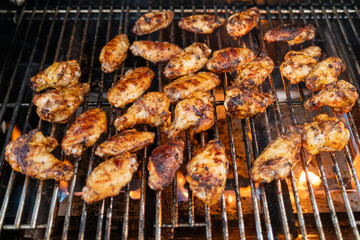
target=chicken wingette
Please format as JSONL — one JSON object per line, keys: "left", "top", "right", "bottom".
{"left": 226, "top": 7, "right": 260, "bottom": 37}
{"left": 132, "top": 11, "right": 174, "bottom": 35}
{"left": 178, "top": 14, "right": 225, "bottom": 34}
{"left": 264, "top": 24, "right": 316, "bottom": 45}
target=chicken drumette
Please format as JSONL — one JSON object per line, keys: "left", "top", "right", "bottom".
{"left": 226, "top": 7, "right": 260, "bottom": 37}
{"left": 178, "top": 14, "right": 225, "bottom": 34}
{"left": 132, "top": 11, "right": 174, "bottom": 35}
{"left": 264, "top": 24, "right": 316, "bottom": 45}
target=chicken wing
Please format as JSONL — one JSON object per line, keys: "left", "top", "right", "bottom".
{"left": 280, "top": 54, "right": 318, "bottom": 84}
{"left": 5, "top": 130, "right": 73, "bottom": 181}
{"left": 305, "top": 57, "right": 346, "bottom": 91}
{"left": 264, "top": 24, "right": 316, "bottom": 45}
{"left": 178, "top": 14, "right": 225, "bottom": 34}
{"left": 164, "top": 42, "right": 211, "bottom": 79}
{"left": 226, "top": 7, "right": 260, "bottom": 37}
{"left": 250, "top": 127, "right": 301, "bottom": 183}
{"left": 61, "top": 108, "right": 107, "bottom": 156}
{"left": 95, "top": 129, "right": 155, "bottom": 157}
{"left": 206, "top": 47, "right": 255, "bottom": 73}
{"left": 82, "top": 152, "right": 138, "bottom": 204}
{"left": 114, "top": 92, "right": 170, "bottom": 132}
{"left": 132, "top": 11, "right": 174, "bottom": 35}
{"left": 33, "top": 83, "right": 90, "bottom": 123}
{"left": 163, "top": 72, "right": 220, "bottom": 103}
{"left": 186, "top": 139, "right": 228, "bottom": 206}
{"left": 30, "top": 60, "right": 81, "bottom": 92}
{"left": 130, "top": 41, "right": 182, "bottom": 64}
{"left": 107, "top": 67, "right": 154, "bottom": 108}
{"left": 148, "top": 139, "right": 184, "bottom": 191}
{"left": 304, "top": 80, "right": 358, "bottom": 114}
{"left": 284, "top": 46, "right": 321, "bottom": 60}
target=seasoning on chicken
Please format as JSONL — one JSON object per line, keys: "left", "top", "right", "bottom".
{"left": 61, "top": 108, "right": 107, "bottom": 156}
{"left": 30, "top": 60, "right": 81, "bottom": 92}
{"left": 82, "top": 152, "right": 138, "bottom": 204}
{"left": 164, "top": 42, "right": 211, "bottom": 79}
{"left": 178, "top": 14, "right": 225, "bottom": 34}
{"left": 132, "top": 11, "right": 174, "bottom": 36}
{"left": 304, "top": 80, "right": 358, "bottom": 114}
{"left": 186, "top": 139, "right": 228, "bottom": 206}
{"left": 95, "top": 129, "right": 155, "bottom": 157}
{"left": 284, "top": 45, "right": 321, "bottom": 60}
{"left": 130, "top": 41, "right": 182, "bottom": 64}
{"left": 148, "top": 139, "right": 184, "bottom": 191}
{"left": 305, "top": 57, "right": 346, "bottom": 91}
{"left": 99, "top": 34, "right": 130, "bottom": 73}
{"left": 226, "top": 7, "right": 261, "bottom": 37}
{"left": 33, "top": 83, "right": 90, "bottom": 123}
{"left": 251, "top": 126, "right": 301, "bottom": 183}
{"left": 114, "top": 92, "right": 170, "bottom": 132}
{"left": 163, "top": 72, "right": 220, "bottom": 103}
{"left": 264, "top": 24, "right": 316, "bottom": 45}
{"left": 206, "top": 47, "right": 255, "bottom": 73}
{"left": 107, "top": 67, "right": 154, "bottom": 108}
{"left": 5, "top": 129, "right": 74, "bottom": 181}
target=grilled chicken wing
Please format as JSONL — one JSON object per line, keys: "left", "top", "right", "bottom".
{"left": 224, "top": 85, "right": 274, "bottom": 119}
{"left": 251, "top": 127, "right": 301, "bottom": 183}
{"left": 178, "top": 14, "right": 225, "bottom": 34}
{"left": 114, "top": 92, "right": 170, "bottom": 132}
{"left": 305, "top": 57, "right": 346, "bottom": 91}
{"left": 304, "top": 80, "right": 358, "bottom": 114}
{"left": 33, "top": 83, "right": 90, "bottom": 123}
{"left": 284, "top": 46, "right": 321, "bottom": 60}
{"left": 163, "top": 72, "right": 220, "bottom": 103}
{"left": 206, "top": 47, "right": 255, "bottom": 73}
{"left": 234, "top": 55, "right": 274, "bottom": 88}
{"left": 107, "top": 67, "right": 154, "bottom": 108}
{"left": 82, "top": 152, "right": 138, "bottom": 204}
{"left": 5, "top": 130, "right": 73, "bottom": 181}
{"left": 186, "top": 139, "right": 228, "bottom": 206}
{"left": 99, "top": 34, "right": 129, "bottom": 73}
{"left": 264, "top": 24, "right": 316, "bottom": 45}
{"left": 164, "top": 42, "right": 211, "bottom": 79}
{"left": 30, "top": 60, "right": 81, "bottom": 92}
{"left": 130, "top": 41, "right": 182, "bottom": 64}
{"left": 165, "top": 91, "right": 214, "bottom": 139}
{"left": 280, "top": 56, "right": 318, "bottom": 84}
{"left": 148, "top": 139, "right": 184, "bottom": 191}
{"left": 61, "top": 109, "right": 107, "bottom": 156}
{"left": 226, "top": 7, "right": 260, "bottom": 37}
{"left": 132, "top": 11, "right": 174, "bottom": 36}
{"left": 95, "top": 129, "right": 155, "bottom": 157}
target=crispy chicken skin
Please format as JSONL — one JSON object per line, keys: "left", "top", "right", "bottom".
{"left": 95, "top": 129, "right": 155, "bottom": 157}
{"left": 132, "top": 11, "right": 174, "bottom": 35}
{"left": 178, "top": 14, "right": 225, "bottom": 34}
{"left": 264, "top": 24, "right": 316, "bottom": 45}
{"left": 107, "top": 67, "right": 154, "bottom": 108}
{"left": 284, "top": 46, "right": 321, "bottom": 60}
{"left": 226, "top": 7, "right": 260, "bottom": 37}
{"left": 186, "top": 139, "right": 228, "bottom": 206}
{"left": 224, "top": 85, "right": 274, "bottom": 119}
{"left": 206, "top": 47, "right": 255, "bottom": 73}
{"left": 305, "top": 57, "right": 346, "bottom": 91}
{"left": 82, "top": 152, "right": 138, "bottom": 204}
{"left": 5, "top": 130, "right": 74, "bottom": 181}
{"left": 163, "top": 72, "right": 220, "bottom": 103}
{"left": 114, "top": 92, "right": 170, "bottom": 132}
{"left": 304, "top": 80, "right": 358, "bottom": 114}
{"left": 280, "top": 56, "right": 318, "bottom": 84}
{"left": 251, "top": 127, "right": 301, "bottom": 183}
{"left": 165, "top": 91, "right": 214, "bottom": 139}
{"left": 30, "top": 60, "right": 81, "bottom": 92}
{"left": 99, "top": 34, "right": 130, "bottom": 73}
{"left": 33, "top": 83, "right": 90, "bottom": 123}
{"left": 235, "top": 55, "right": 274, "bottom": 88}
{"left": 148, "top": 139, "right": 184, "bottom": 191}
{"left": 164, "top": 42, "right": 211, "bottom": 79}
{"left": 61, "top": 109, "right": 107, "bottom": 156}
{"left": 130, "top": 41, "right": 182, "bottom": 64}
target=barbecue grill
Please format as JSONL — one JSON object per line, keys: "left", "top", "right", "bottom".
{"left": 1, "top": 0, "right": 360, "bottom": 239}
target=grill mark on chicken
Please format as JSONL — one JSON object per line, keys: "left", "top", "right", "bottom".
{"left": 264, "top": 24, "right": 316, "bottom": 45}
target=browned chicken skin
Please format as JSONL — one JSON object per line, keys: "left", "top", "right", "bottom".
{"left": 178, "top": 14, "right": 225, "bottom": 34}
{"left": 264, "top": 24, "right": 316, "bottom": 45}
{"left": 5, "top": 130, "right": 74, "bottom": 181}
{"left": 148, "top": 139, "right": 185, "bottom": 191}
{"left": 226, "top": 7, "right": 260, "bottom": 37}
{"left": 61, "top": 108, "right": 107, "bottom": 156}
{"left": 30, "top": 60, "right": 81, "bottom": 92}
{"left": 284, "top": 46, "right": 321, "bottom": 60}
{"left": 82, "top": 152, "right": 138, "bottom": 204}
{"left": 132, "top": 11, "right": 174, "bottom": 35}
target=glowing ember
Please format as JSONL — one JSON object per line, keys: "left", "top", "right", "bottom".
{"left": 11, "top": 125, "right": 21, "bottom": 141}
{"left": 299, "top": 171, "right": 321, "bottom": 187}
{"left": 74, "top": 192, "right": 82, "bottom": 197}
{"left": 225, "top": 190, "right": 235, "bottom": 206}
{"left": 58, "top": 160, "right": 71, "bottom": 202}
{"left": 351, "top": 154, "right": 360, "bottom": 189}
{"left": 129, "top": 187, "right": 141, "bottom": 200}
{"left": 241, "top": 41, "right": 247, "bottom": 48}
{"left": 177, "top": 171, "right": 188, "bottom": 202}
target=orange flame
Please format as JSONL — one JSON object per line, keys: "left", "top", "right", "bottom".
{"left": 241, "top": 41, "right": 246, "bottom": 48}
{"left": 11, "top": 125, "right": 21, "bottom": 141}
{"left": 351, "top": 154, "right": 360, "bottom": 189}
{"left": 299, "top": 170, "right": 321, "bottom": 187}
{"left": 225, "top": 190, "right": 235, "bottom": 206}
{"left": 177, "top": 171, "right": 188, "bottom": 201}
{"left": 129, "top": 187, "right": 141, "bottom": 200}
{"left": 58, "top": 160, "right": 71, "bottom": 202}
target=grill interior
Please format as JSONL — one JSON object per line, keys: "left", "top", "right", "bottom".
{"left": 1, "top": 0, "right": 360, "bottom": 239}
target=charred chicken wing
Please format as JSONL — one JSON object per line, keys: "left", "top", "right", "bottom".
{"left": 178, "top": 14, "right": 225, "bottom": 34}
{"left": 284, "top": 46, "right": 321, "bottom": 60}
{"left": 226, "top": 7, "right": 260, "bottom": 37}
{"left": 132, "top": 11, "right": 174, "bottom": 35}
{"left": 264, "top": 24, "right": 316, "bottom": 45}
